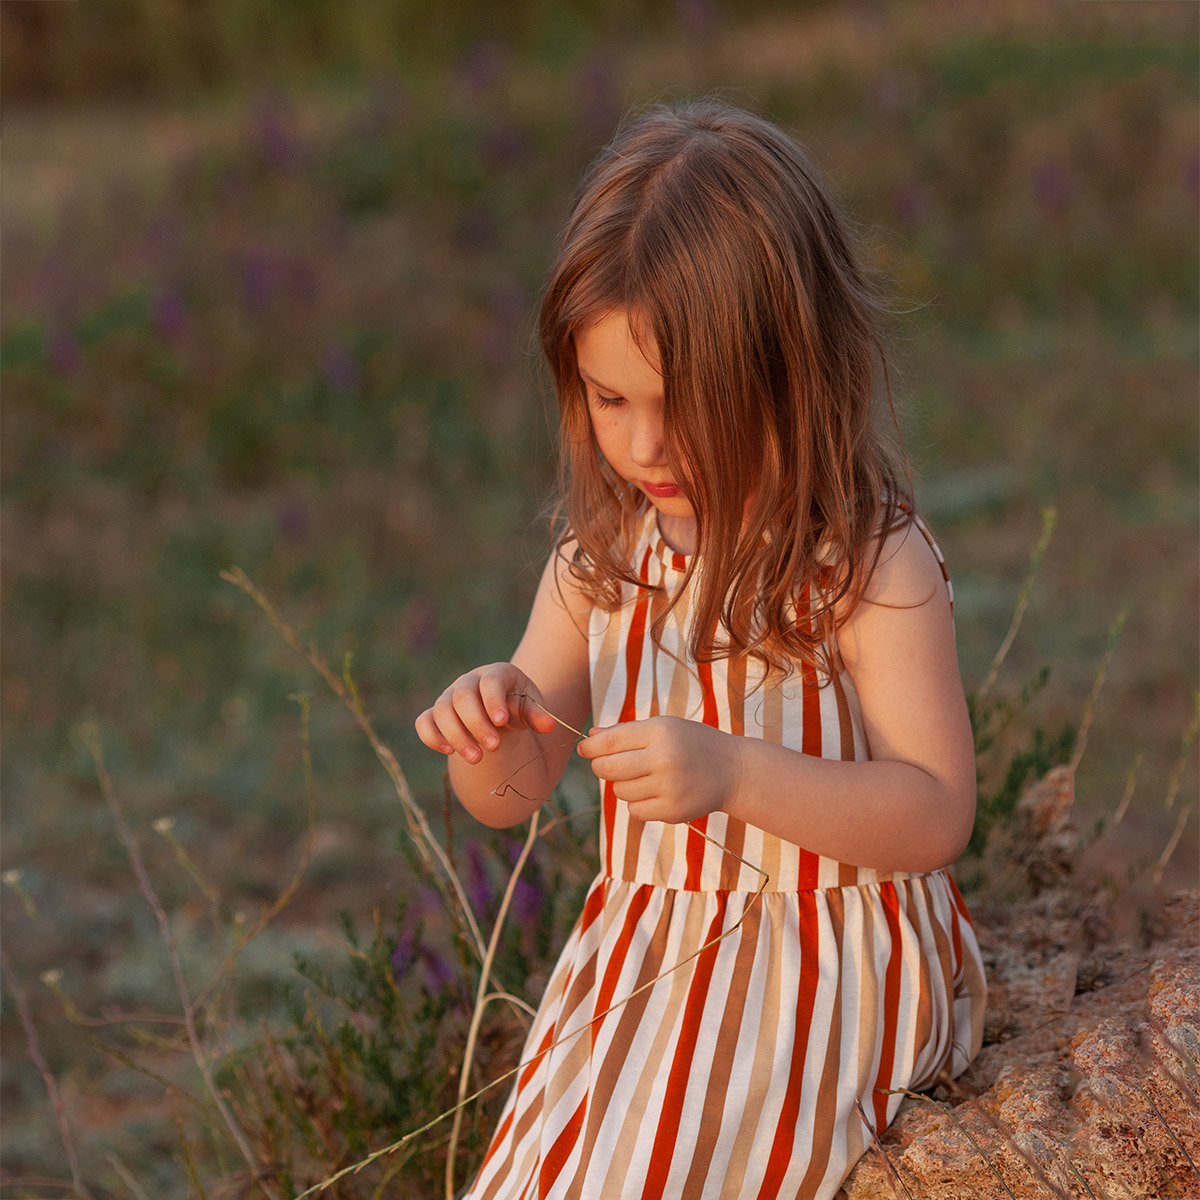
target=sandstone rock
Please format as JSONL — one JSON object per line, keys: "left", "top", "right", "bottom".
{"left": 839, "top": 761, "right": 1200, "bottom": 1200}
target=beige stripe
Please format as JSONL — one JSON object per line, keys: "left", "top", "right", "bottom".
{"left": 679, "top": 896, "right": 762, "bottom": 1194}
{"left": 599, "top": 894, "right": 710, "bottom": 1193}
{"left": 796, "top": 891, "right": 845, "bottom": 1195}
{"left": 567, "top": 891, "right": 677, "bottom": 1193}
{"left": 723, "top": 899, "right": 787, "bottom": 1191}
{"left": 589, "top": 604, "right": 625, "bottom": 726}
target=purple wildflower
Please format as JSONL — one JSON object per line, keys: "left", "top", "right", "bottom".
{"left": 466, "top": 843, "right": 495, "bottom": 918}
{"left": 276, "top": 496, "right": 310, "bottom": 544}
{"left": 420, "top": 945, "right": 456, "bottom": 993}
{"left": 455, "top": 41, "right": 508, "bottom": 98}
{"left": 321, "top": 346, "right": 358, "bottom": 393}
{"left": 891, "top": 181, "right": 931, "bottom": 229}
{"left": 251, "top": 90, "right": 303, "bottom": 170}
{"left": 48, "top": 329, "right": 80, "bottom": 373}
{"left": 1034, "top": 161, "right": 1070, "bottom": 217}
{"left": 154, "top": 288, "right": 187, "bottom": 342}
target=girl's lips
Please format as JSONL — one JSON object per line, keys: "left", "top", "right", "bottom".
{"left": 641, "top": 481, "right": 681, "bottom": 499}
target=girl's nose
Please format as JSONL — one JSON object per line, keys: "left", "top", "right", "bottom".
{"left": 629, "top": 415, "right": 666, "bottom": 468}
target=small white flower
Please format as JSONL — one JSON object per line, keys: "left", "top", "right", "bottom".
{"left": 1, "top": 869, "right": 22, "bottom": 886}
{"left": 152, "top": 817, "right": 175, "bottom": 835}
{"left": 40, "top": 969, "right": 63, "bottom": 986}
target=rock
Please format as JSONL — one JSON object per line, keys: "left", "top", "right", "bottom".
{"left": 839, "top": 762, "right": 1200, "bottom": 1200}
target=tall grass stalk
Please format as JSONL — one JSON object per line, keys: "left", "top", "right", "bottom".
{"left": 222, "top": 565, "right": 487, "bottom": 961}
{"left": 975, "top": 506, "right": 1057, "bottom": 706}
{"left": 82, "top": 723, "right": 279, "bottom": 1199}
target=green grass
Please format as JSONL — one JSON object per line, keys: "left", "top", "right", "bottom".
{"left": 2, "top": 1, "right": 1197, "bottom": 1194}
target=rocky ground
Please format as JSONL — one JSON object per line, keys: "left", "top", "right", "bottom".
{"left": 841, "top": 766, "right": 1200, "bottom": 1200}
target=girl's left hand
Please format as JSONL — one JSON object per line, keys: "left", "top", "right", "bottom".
{"left": 578, "top": 717, "right": 743, "bottom": 824}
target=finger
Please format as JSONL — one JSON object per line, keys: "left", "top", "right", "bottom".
{"left": 518, "top": 685, "right": 561, "bottom": 735}
{"left": 451, "top": 678, "right": 515, "bottom": 752}
{"left": 432, "top": 693, "right": 488, "bottom": 763}
{"left": 587, "top": 749, "right": 651, "bottom": 783}
{"left": 414, "top": 710, "right": 454, "bottom": 756}
{"left": 578, "top": 723, "right": 642, "bottom": 758}
{"left": 478, "top": 671, "right": 519, "bottom": 728}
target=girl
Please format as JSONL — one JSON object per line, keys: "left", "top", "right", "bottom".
{"left": 415, "top": 98, "right": 985, "bottom": 1200}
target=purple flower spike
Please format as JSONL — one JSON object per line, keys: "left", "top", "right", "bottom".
{"left": 466, "top": 843, "right": 494, "bottom": 917}
{"left": 251, "top": 91, "right": 303, "bottom": 170}
{"left": 276, "top": 496, "right": 310, "bottom": 544}
{"left": 420, "top": 945, "right": 456, "bottom": 993}
{"left": 48, "top": 329, "right": 81, "bottom": 373}
{"left": 391, "top": 923, "right": 416, "bottom": 977}
{"left": 513, "top": 877, "right": 542, "bottom": 926}
{"left": 321, "top": 346, "right": 359, "bottom": 393}
{"left": 154, "top": 289, "right": 187, "bottom": 342}
{"left": 406, "top": 595, "right": 438, "bottom": 658}
{"left": 455, "top": 41, "right": 508, "bottom": 98}
{"left": 891, "top": 181, "right": 930, "bottom": 229}
{"left": 1034, "top": 162, "right": 1070, "bottom": 217}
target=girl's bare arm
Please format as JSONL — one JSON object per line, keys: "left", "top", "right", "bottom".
{"left": 415, "top": 547, "right": 592, "bottom": 828}
{"left": 580, "top": 525, "right": 977, "bottom": 873}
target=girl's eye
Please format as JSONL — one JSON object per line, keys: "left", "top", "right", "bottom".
{"left": 592, "top": 393, "right": 623, "bottom": 410}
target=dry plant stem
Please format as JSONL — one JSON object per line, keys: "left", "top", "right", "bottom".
{"left": 194, "top": 693, "right": 318, "bottom": 1013}
{"left": 82, "top": 726, "right": 278, "bottom": 1200}
{"left": 1139, "top": 1085, "right": 1200, "bottom": 1181}
{"left": 105, "top": 1151, "right": 152, "bottom": 1200}
{"left": 939, "top": 1076, "right": 1074, "bottom": 1200}
{"left": 1163, "top": 695, "right": 1199, "bottom": 811}
{"left": 0, "top": 945, "right": 94, "bottom": 1200}
{"left": 852, "top": 1096, "right": 913, "bottom": 1200}
{"left": 1111, "top": 751, "right": 1142, "bottom": 827}
{"left": 292, "top": 828, "right": 770, "bottom": 1198}
{"left": 977, "top": 506, "right": 1056, "bottom": 704}
{"left": 222, "top": 566, "right": 487, "bottom": 961}
{"left": 1069, "top": 606, "right": 1127, "bottom": 773}
{"left": 896, "top": 1089, "right": 1019, "bottom": 1200}
{"left": 1153, "top": 708, "right": 1198, "bottom": 882}
{"left": 445, "top": 810, "right": 542, "bottom": 1200}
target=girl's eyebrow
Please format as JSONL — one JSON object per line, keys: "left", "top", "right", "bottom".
{"left": 577, "top": 369, "right": 621, "bottom": 396}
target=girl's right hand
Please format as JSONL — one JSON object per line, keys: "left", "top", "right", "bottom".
{"left": 414, "top": 663, "right": 561, "bottom": 765}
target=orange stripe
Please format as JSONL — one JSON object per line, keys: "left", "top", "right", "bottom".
{"left": 607, "top": 546, "right": 653, "bottom": 876}
{"left": 594, "top": 884, "right": 654, "bottom": 1030}
{"left": 639, "top": 897, "right": 729, "bottom": 1198}
{"left": 872, "top": 881, "right": 904, "bottom": 1133}
{"left": 537, "top": 1094, "right": 587, "bottom": 1193}
{"left": 756, "top": 890, "right": 822, "bottom": 1197}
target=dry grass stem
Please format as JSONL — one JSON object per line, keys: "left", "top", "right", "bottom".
{"left": 1111, "top": 751, "right": 1142, "bottom": 827}
{"left": 977, "top": 506, "right": 1056, "bottom": 704}
{"left": 1163, "top": 695, "right": 1199, "bottom": 812}
{"left": 292, "top": 820, "right": 771, "bottom": 1198}
{"left": 896, "top": 1089, "right": 1019, "bottom": 1200}
{"left": 0, "top": 946, "right": 94, "bottom": 1200}
{"left": 221, "top": 566, "right": 486, "bottom": 961}
{"left": 194, "top": 693, "right": 318, "bottom": 1013}
{"left": 445, "top": 810, "right": 542, "bottom": 1200}
{"left": 1068, "top": 606, "right": 1128, "bottom": 774}
{"left": 82, "top": 724, "right": 277, "bottom": 1199}
{"left": 853, "top": 1096, "right": 913, "bottom": 1200}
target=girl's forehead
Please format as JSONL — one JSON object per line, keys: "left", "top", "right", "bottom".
{"left": 573, "top": 309, "right": 662, "bottom": 379}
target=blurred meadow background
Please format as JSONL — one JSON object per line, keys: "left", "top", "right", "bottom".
{"left": 2, "top": 0, "right": 1197, "bottom": 1195}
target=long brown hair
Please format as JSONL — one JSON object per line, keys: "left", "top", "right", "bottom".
{"left": 539, "top": 97, "right": 911, "bottom": 677}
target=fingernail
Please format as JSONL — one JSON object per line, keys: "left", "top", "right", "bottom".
{"left": 484, "top": 736, "right": 499, "bottom": 751}
{"left": 493, "top": 710, "right": 507, "bottom": 723}
{"left": 466, "top": 748, "right": 481, "bottom": 763}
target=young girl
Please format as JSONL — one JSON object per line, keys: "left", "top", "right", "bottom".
{"left": 416, "top": 98, "right": 985, "bottom": 1200}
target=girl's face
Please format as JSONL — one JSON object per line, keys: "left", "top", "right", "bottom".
{"left": 574, "top": 310, "right": 697, "bottom": 551}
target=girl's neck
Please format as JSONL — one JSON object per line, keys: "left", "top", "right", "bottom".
{"left": 657, "top": 512, "right": 697, "bottom": 555}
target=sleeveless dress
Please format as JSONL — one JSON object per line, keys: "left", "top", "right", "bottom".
{"left": 465, "top": 510, "right": 987, "bottom": 1200}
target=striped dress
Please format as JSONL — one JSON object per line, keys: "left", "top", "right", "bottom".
{"left": 466, "top": 510, "right": 986, "bottom": 1200}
